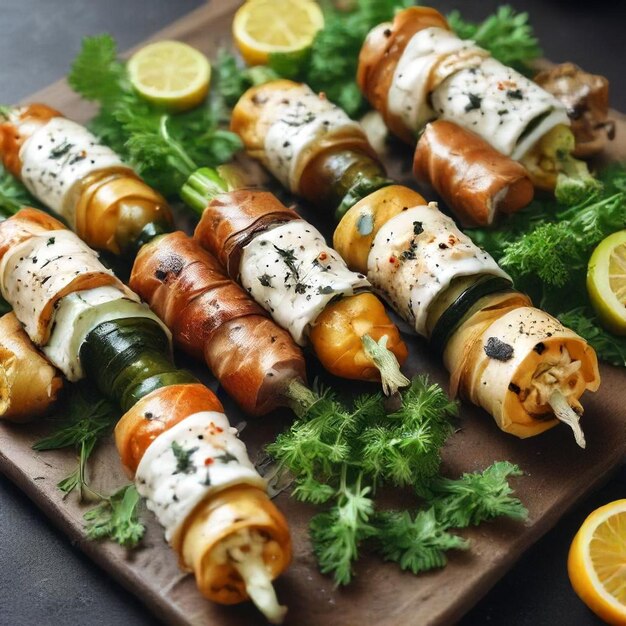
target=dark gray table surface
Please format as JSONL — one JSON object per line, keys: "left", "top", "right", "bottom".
{"left": 1, "top": 1, "right": 625, "bottom": 625}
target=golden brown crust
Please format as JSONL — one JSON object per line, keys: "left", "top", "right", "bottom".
{"left": 130, "top": 232, "right": 307, "bottom": 416}
{"left": 0, "top": 312, "right": 62, "bottom": 421}
{"left": 413, "top": 120, "right": 535, "bottom": 226}
{"left": 114, "top": 383, "right": 223, "bottom": 476}
{"left": 180, "top": 485, "right": 292, "bottom": 604}
{"left": 194, "top": 189, "right": 300, "bottom": 277}
{"left": 0, "top": 104, "right": 60, "bottom": 177}
{"left": 357, "top": 7, "right": 450, "bottom": 143}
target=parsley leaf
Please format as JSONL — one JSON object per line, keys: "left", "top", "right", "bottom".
{"left": 84, "top": 484, "right": 145, "bottom": 548}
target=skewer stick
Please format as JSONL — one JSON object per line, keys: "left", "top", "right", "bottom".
{"left": 549, "top": 390, "right": 586, "bottom": 449}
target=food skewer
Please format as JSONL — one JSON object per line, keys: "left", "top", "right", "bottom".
{"left": 357, "top": 6, "right": 599, "bottom": 198}
{"left": 230, "top": 80, "right": 601, "bottom": 445}
{"left": 0, "top": 104, "right": 409, "bottom": 397}
{"left": 183, "top": 176, "right": 409, "bottom": 394}
{"left": 0, "top": 105, "right": 305, "bottom": 621}
{"left": 0, "top": 207, "right": 291, "bottom": 623}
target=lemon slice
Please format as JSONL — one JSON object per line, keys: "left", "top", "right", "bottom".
{"left": 127, "top": 41, "right": 211, "bottom": 112}
{"left": 587, "top": 230, "right": 626, "bottom": 335}
{"left": 233, "top": 0, "right": 324, "bottom": 66}
{"left": 568, "top": 499, "right": 626, "bottom": 625}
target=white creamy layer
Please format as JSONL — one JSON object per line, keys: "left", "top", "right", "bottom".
{"left": 0, "top": 229, "right": 118, "bottom": 344}
{"left": 136, "top": 410, "right": 265, "bottom": 543}
{"left": 431, "top": 57, "right": 569, "bottom": 158}
{"left": 387, "top": 27, "right": 487, "bottom": 132}
{"left": 264, "top": 88, "right": 363, "bottom": 192}
{"left": 19, "top": 117, "right": 129, "bottom": 224}
{"left": 43, "top": 285, "right": 170, "bottom": 382}
{"left": 240, "top": 220, "right": 370, "bottom": 345}
{"left": 367, "top": 203, "right": 508, "bottom": 336}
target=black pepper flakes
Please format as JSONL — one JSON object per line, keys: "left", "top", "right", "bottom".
{"left": 484, "top": 337, "right": 514, "bottom": 361}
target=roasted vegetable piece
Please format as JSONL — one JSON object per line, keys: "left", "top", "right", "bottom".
{"left": 0, "top": 104, "right": 173, "bottom": 255}
{"left": 130, "top": 231, "right": 307, "bottom": 415}
{"left": 534, "top": 62, "right": 614, "bottom": 158}
{"left": 0, "top": 312, "right": 62, "bottom": 421}
{"left": 186, "top": 170, "right": 408, "bottom": 393}
{"left": 413, "top": 120, "right": 535, "bottom": 226}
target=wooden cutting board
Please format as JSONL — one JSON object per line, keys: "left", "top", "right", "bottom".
{"left": 2, "top": 1, "right": 626, "bottom": 625}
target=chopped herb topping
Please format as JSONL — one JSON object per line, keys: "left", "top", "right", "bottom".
{"left": 49, "top": 141, "right": 74, "bottom": 159}
{"left": 171, "top": 441, "right": 198, "bottom": 474}
{"left": 258, "top": 273, "right": 273, "bottom": 287}
{"left": 215, "top": 451, "right": 238, "bottom": 464}
{"left": 465, "top": 93, "right": 482, "bottom": 112}
{"left": 273, "top": 244, "right": 300, "bottom": 280}
{"left": 317, "top": 285, "right": 335, "bottom": 295}
{"left": 46, "top": 237, "right": 55, "bottom": 246}
{"left": 413, "top": 221, "right": 424, "bottom": 236}
{"left": 507, "top": 89, "right": 524, "bottom": 100}
{"left": 295, "top": 282, "right": 308, "bottom": 294}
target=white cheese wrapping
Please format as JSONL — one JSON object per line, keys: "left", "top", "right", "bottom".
{"left": 43, "top": 285, "right": 171, "bottom": 382}
{"left": 387, "top": 27, "right": 486, "bottom": 132}
{"left": 19, "top": 117, "right": 129, "bottom": 224}
{"left": 240, "top": 220, "right": 370, "bottom": 345}
{"left": 264, "top": 89, "right": 363, "bottom": 192}
{"left": 431, "top": 57, "right": 569, "bottom": 158}
{"left": 367, "top": 203, "right": 509, "bottom": 336}
{"left": 0, "top": 229, "right": 118, "bottom": 344}
{"left": 136, "top": 411, "right": 266, "bottom": 543}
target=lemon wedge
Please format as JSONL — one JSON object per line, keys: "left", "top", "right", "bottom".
{"left": 568, "top": 499, "right": 626, "bottom": 625}
{"left": 233, "top": 0, "right": 324, "bottom": 66}
{"left": 127, "top": 40, "right": 211, "bottom": 112}
{"left": 587, "top": 230, "right": 626, "bottom": 335}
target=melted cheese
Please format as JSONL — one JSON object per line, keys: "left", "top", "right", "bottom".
{"left": 387, "top": 27, "right": 487, "bottom": 132}
{"left": 0, "top": 229, "right": 117, "bottom": 344}
{"left": 43, "top": 285, "right": 170, "bottom": 382}
{"left": 367, "top": 203, "right": 508, "bottom": 336}
{"left": 240, "top": 220, "right": 370, "bottom": 345}
{"left": 264, "top": 89, "right": 363, "bottom": 192}
{"left": 135, "top": 411, "right": 265, "bottom": 543}
{"left": 19, "top": 117, "right": 129, "bottom": 224}
{"left": 431, "top": 58, "right": 569, "bottom": 158}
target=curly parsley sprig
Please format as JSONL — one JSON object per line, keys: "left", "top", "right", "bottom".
{"left": 269, "top": 376, "right": 526, "bottom": 585}
{"left": 33, "top": 381, "right": 145, "bottom": 547}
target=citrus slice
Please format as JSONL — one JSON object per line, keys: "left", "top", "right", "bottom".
{"left": 127, "top": 41, "right": 211, "bottom": 112}
{"left": 587, "top": 230, "right": 626, "bottom": 335}
{"left": 568, "top": 499, "right": 626, "bottom": 625}
{"left": 233, "top": 0, "right": 324, "bottom": 66}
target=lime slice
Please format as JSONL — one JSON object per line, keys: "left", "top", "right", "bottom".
{"left": 233, "top": 0, "right": 324, "bottom": 66}
{"left": 587, "top": 230, "right": 626, "bottom": 334}
{"left": 127, "top": 41, "right": 211, "bottom": 112}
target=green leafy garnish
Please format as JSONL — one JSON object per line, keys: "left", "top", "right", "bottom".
{"left": 447, "top": 5, "right": 541, "bottom": 73}
{"left": 33, "top": 381, "right": 144, "bottom": 547}
{"left": 269, "top": 376, "right": 526, "bottom": 585}
{"left": 469, "top": 164, "right": 626, "bottom": 365}
{"left": 0, "top": 163, "right": 43, "bottom": 217}
{"left": 68, "top": 34, "right": 242, "bottom": 197}
{"left": 84, "top": 484, "right": 145, "bottom": 548}
{"left": 216, "top": 2, "right": 541, "bottom": 117}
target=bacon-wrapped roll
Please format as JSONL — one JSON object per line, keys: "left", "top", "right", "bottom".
{"left": 413, "top": 120, "right": 535, "bottom": 226}
{"left": 0, "top": 105, "right": 173, "bottom": 255}
{"left": 130, "top": 231, "right": 307, "bottom": 415}
{"left": 0, "top": 209, "right": 292, "bottom": 621}
{"left": 0, "top": 312, "right": 62, "bottom": 421}
{"left": 358, "top": 7, "right": 569, "bottom": 160}
{"left": 334, "top": 185, "right": 600, "bottom": 442}
{"left": 184, "top": 172, "right": 408, "bottom": 392}
{"left": 534, "top": 62, "right": 614, "bottom": 158}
